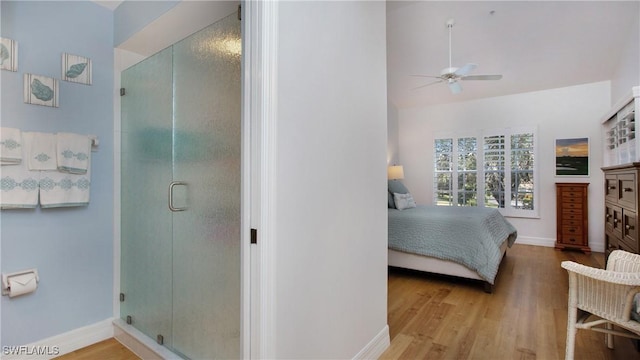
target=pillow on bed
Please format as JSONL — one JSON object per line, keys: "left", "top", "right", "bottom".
{"left": 393, "top": 192, "right": 416, "bottom": 210}
{"left": 388, "top": 180, "right": 409, "bottom": 208}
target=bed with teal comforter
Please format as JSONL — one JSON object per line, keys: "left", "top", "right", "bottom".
{"left": 388, "top": 205, "right": 518, "bottom": 284}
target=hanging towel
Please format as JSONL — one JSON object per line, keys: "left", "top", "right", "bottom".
{"left": 0, "top": 127, "right": 23, "bottom": 165}
{"left": 56, "top": 132, "right": 90, "bottom": 174}
{"left": 39, "top": 155, "right": 91, "bottom": 208}
{"left": 27, "top": 132, "right": 57, "bottom": 170}
{"left": 0, "top": 133, "right": 40, "bottom": 209}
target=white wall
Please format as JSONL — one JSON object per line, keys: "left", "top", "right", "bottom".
{"left": 610, "top": 10, "right": 640, "bottom": 105}
{"left": 274, "top": 1, "right": 389, "bottom": 358}
{"left": 1, "top": 1, "right": 114, "bottom": 346}
{"left": 399, "top": 81, "right": 610, "bottom": 252}
{"left": 388, "top": 101, "right": 400, "bottom": 165}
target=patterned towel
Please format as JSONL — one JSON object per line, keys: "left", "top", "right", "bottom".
{"left": 40, "top": 155, "right": 90, "bottom": 208}
{"left": 56, "top": 132, "right": 90, "bottom": 174}
{"left": 27, "top": 132, "right": 57, "bottom": 170}
{"left": 1, "top": 127, "right": 23, "bottom": 165}
{"left": 0, "top": 132, "right": 39, "bottom": 209}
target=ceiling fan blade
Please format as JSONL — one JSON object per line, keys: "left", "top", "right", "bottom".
{"left": 410, "top": 74, "right": 443, "bottom": 79}
{"left": 462, "top": 74, "right": 503, "bottom": 81}
{"left": 454, "top": 63, "right": 477, "bottom": 77}
{"left": 448, "top": 81, "right": 462, "bottom": 94}
{"left": 412, "top": 79, "right": 443, "bottom": 90}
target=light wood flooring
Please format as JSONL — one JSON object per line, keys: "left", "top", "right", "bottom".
{"left": 381, "top": 244, "right": 639, "bottom": 360}
{"left": 53, "top": 244, "right": 638, "bottom": 360}
{"left": 54, "top": 338, "right": 139, "bottom": 360}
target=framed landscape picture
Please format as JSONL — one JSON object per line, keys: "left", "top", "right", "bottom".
{"left": 555, "top": 137, "right": 589, "bottom": 176}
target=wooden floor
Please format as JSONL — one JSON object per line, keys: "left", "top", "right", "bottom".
{"left": 381, "top": 244, "right": 639, "bottom": 360}
{"left": 53, "top": 244, "right": 639, "bottom": 359}
{"left": 54, "top": 338, "right": 139, "bottom": 360}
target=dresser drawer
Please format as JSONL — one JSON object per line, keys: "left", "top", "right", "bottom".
{"left": 562, "top": 226, "right": 583, "bottom": 236}
{"left": 561, "top": 219, "right": 582, "bottom": 227}
{"left": 619, "top": 174, "right": 637, "bottom": 208}
{"left": 562, "top": 207, "right": 583, "bottom": 216}
{"left": 560, "top": 186, "right": 586, "bottom": 193}
{"left": 605, "top": 175, "right": 618, "bottom": 203}
{"left": 622, "top": 210, "right": 639, "bottom": 252}
{"left": 563, "top": 211, "right": 582, "bottom": 221}
{"left": 562, "top": 191, "right": 584, "bottom": 201}
{"left": 561, "top": 233, "right": 586, "bottom": 246}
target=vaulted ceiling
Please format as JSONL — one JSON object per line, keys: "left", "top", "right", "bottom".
{"left": 94, "top": 1, "right": 639, "bottom": 109}
{"left": 387, "top": 1, "right": 640, "bottom": 108}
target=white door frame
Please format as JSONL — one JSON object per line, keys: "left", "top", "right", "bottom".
{"left": 242, "top": 1, "right": 279, "bottom": 358}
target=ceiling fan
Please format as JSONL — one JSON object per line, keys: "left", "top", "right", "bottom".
{"left": 413, "top": 18, "right": 502, "bottom": 94}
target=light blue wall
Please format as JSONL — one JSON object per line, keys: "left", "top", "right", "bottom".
{"left": 114, "top": 0, "right": 179, "bottom": 47}
{"left": 0, "top": 1, "right": 114, "bottom": 346}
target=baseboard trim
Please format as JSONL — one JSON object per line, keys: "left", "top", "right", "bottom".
{"left": 515, "top": 236, "right": 555, "bottom": 248}
{"left": 1, "top": 318, "right": 114, "bottom": 360}
{"left": 515, "top": 236, "right": 605, "bottom": 253}
{"left": 352, "top": 324, "right": 390, "bottom": 360}
{"left": 112, "top": 319, "right": 180, "bottom": 359}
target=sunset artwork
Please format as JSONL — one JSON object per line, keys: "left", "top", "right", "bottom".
{"left": 555, "top": 138, "right": 589, "bottom": 176}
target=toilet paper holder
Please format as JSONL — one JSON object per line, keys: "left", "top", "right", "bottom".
{"left": 2, "top": 268, "right": 39, "bottom": 296}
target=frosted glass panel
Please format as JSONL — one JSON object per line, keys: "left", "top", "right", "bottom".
{"left": 171, "top": 13, "right": 241, "bottom": 359}
{"left": 120, "top": 47, "right": 174, "bottom": 348}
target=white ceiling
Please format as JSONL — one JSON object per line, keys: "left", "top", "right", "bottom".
{"left": 387, "top": 1, "right": 640, "bottom": 108}
{"left": 93, "top": 1, "right": 638, "bottom": 108}
{"left": 92, "top": 0, "right": 123, "bottom": 11}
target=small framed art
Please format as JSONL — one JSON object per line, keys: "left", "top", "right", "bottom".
{"left": 1, "top": 37, "right": 18, "bottom": 72}
{"left": 24, "top": 73, "right": 59, "bottom": 108}
{"left": 62, "top": 53, "right": 92, "bottom": 85}
{"left": 555, "top": 137, "right": 589, "bottom": 176}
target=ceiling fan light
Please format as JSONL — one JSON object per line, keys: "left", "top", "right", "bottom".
{"left": 448, "top": 81, "right": 462, "bottom": 94}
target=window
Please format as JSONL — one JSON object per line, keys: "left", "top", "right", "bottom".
{"left": 433, "top": 128, "right": 537, "bottom": 217}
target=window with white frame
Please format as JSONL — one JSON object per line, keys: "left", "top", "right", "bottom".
{"left": 433, "top": 128, "right": 537, "bottom": 217}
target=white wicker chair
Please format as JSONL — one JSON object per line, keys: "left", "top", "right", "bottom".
{"left": 561, "top": 250, "right": 640, "bottom": 359}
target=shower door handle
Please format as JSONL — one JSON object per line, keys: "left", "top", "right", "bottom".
{"left": 169, "top": 181, "right": 188, "bottom": 212}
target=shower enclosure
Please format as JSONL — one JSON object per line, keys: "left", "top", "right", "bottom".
{"left": 120, "top": 12, "right": 241, "bottom": 359}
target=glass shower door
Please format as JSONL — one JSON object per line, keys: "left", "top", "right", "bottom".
{"left": 120, "top": 46, "right": 175, "bottom": 349}
{"left": 171, "top": 13, "right": 241, "bottom": 359}
{"left": 120, "top": 12, "right": 241, "bottom": 359}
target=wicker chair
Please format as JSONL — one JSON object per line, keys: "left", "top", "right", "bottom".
{"left": 561, "top": 250, "right": 640, "bottom": 360}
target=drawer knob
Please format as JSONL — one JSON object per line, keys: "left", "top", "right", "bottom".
{"left": 626, "top": 224, "right": 634, "bottom": 230}
{"left": 606, "top": 214, "right": 611, "bottom": 219}
{"left": 623, "top": 188, "right": 633, "bottom": 192}
{"left": 608, "top": 186, "right": 617, "bottom": 190}
{"left": 614, "top": 219, "right": 619, "bottom": 223}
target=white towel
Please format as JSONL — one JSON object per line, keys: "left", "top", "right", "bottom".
{"left": 56, "top": 132, "right": 90, "bottom": 174}
{"left": 27, "top": 132, "right": 57, "bottom": 170}
{"left": 0, "top": 133, "right": 39, "bottom": 209}
{"left": 1, "top": 127, "right": 23, "bottom": 165}
{"left": 39, "top": 155, "right": 91, "bottom": 208}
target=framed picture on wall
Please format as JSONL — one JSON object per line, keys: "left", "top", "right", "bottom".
{"left": 1, "top": 37, "right": 18, "bottom": 72}
{"left": 24, "top": 73, "right": 59, "bottom": 108}
{"left": 62, "top": 53, "right": 92, "bottom": 85}
{"left": 555, "top": 137, "right": 589, "bottom": 176}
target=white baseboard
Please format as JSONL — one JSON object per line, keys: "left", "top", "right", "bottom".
{"left": 112, "top": 319, "right": 180, "bottom": 360}
{"left": 352, "top": 324, "right": 390, "bottom": 360}
{"left": 514, "top": 236, "right": 605, "bottom": 253}
{"left": 1, "top": 318, "right": 114, "bottom": 360}
{"left": 514, "top": 236, "right": 555, "bottom": 248}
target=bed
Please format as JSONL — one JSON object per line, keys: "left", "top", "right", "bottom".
{"left": 387, "top": 182, "right": 518, "bottom": 293}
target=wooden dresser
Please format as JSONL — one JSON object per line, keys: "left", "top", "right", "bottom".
{"left": 603, "top": 163, "right": 640, "bottom": 259}
{"left": 555, "top": 183, "right": 590, "bottom": 253}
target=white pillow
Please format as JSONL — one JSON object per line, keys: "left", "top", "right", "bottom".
{"left": 393, "top": 192, "right": 416, "bottom": 210}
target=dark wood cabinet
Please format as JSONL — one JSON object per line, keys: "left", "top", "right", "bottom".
{"left": 555, "top": 183, "right": 590, "bottom": 253}
{"left": 603, "top": 163, "right": 640, "bottom": 259}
